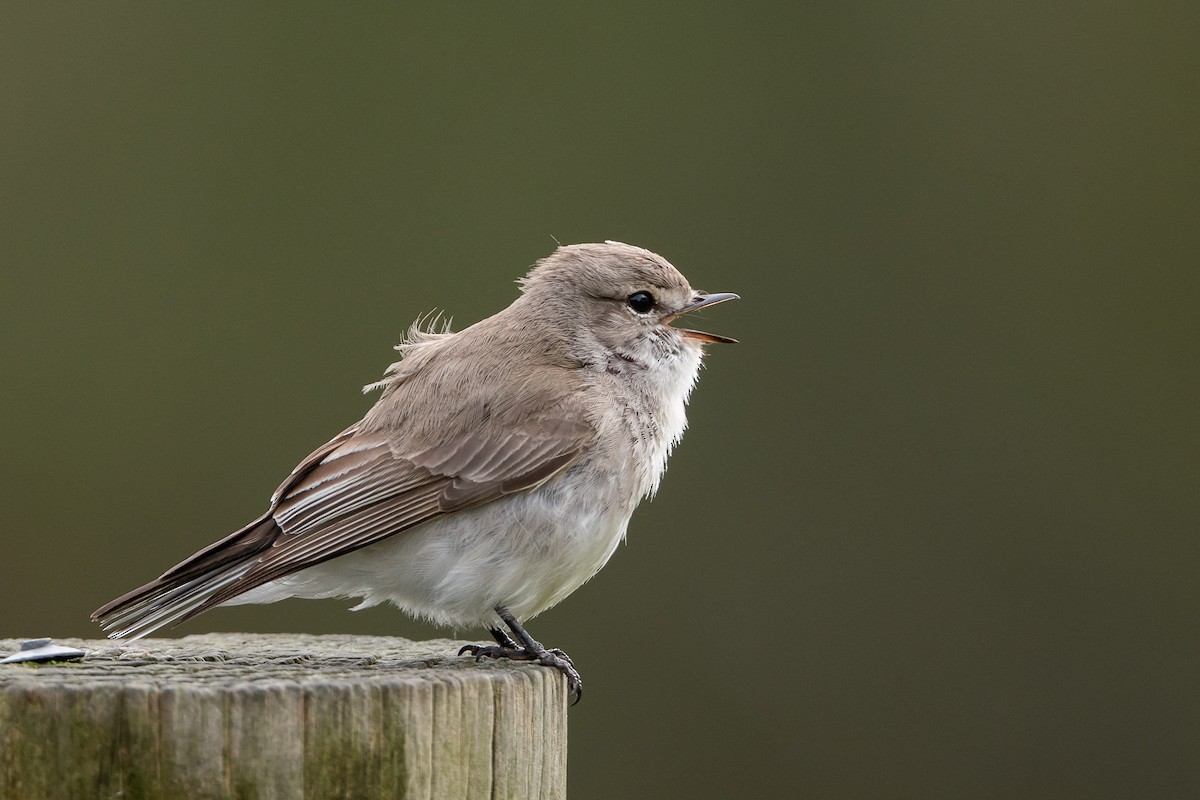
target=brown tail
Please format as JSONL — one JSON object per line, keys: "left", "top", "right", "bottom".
{"left": 91, "top": 514, "right": 283, "bottom": 639}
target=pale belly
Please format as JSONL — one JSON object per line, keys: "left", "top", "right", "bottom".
{"left": 228, "top": 464, "right": 633, "bottom": 627}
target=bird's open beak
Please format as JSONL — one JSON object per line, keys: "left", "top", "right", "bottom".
{"left": 666, "top": 292, "right": 739, "bottom": 344}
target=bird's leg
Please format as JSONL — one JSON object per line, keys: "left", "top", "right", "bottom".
{"left": 489, "top": 626, "right": 519, "bottom": 649}
{"left": 458, "top": 606, "right": 583, "bottom": 703}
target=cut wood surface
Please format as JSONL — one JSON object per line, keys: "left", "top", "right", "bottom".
{"left": 0, "top": 633, "right": 567, "bottom": 800}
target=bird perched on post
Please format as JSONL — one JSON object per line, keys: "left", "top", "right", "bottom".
{"left": 93, "top": 241, "right": 738, "bottom": 702}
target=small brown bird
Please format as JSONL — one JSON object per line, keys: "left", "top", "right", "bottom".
{"left": 93, "top": 241, "right": 737, "bottom": 701}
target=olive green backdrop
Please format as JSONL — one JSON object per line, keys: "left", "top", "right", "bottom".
{"left": 3, "top": 4, "right": 1197, "bottom": 798}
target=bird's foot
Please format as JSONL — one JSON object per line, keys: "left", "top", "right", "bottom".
{"left": 458, "top": 642, "right": 582, "bottom": 703}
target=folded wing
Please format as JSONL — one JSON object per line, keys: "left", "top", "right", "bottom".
{"left": 93, "top": 409, "right": 594, "bottom": 639}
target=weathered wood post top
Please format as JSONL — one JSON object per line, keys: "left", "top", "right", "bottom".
{"left": 0, "top": 633, "right": 567, "bottom": 800}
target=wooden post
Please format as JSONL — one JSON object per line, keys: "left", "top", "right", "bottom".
{"left": 0, "top": 633, "right": 567, "bottom": 800}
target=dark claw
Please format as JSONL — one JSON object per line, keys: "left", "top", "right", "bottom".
{"left": 458, "top": 643, "right": 537, "bottom": 662}
{"left": 457, "top": 642, "right": 583, "bottom": 704}
{"left": 546, "top": 647, "right": 574, "bottom": 667}
{"left": 463, "top": 605, "right": 584, "bottom": 704}
{"left": 540, "top": 651, "right": 582, "bottom": 704}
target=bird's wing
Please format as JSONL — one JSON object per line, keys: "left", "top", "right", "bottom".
{"left": 217, "top": 411, "right": 592, "bottom": 603}
{"left": 92, "top": 405, "right": 595, "bottom": 637}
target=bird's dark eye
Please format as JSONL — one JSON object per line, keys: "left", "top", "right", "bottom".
{"left": 627, "top": 291, "right": 656, "bottom": 313}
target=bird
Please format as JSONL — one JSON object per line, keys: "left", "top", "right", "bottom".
{"left": 92, "top": 241, "right": 737, "bottom": 702}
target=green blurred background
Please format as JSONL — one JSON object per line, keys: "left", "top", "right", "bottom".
{"left": 3, "top": 4, "right": 1197, "bottom": 797}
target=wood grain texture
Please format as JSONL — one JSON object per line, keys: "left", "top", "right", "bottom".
{"left": 0, "top": 633, "right": 567, "bottom": 800}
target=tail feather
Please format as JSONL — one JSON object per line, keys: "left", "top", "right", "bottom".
{"left": 91, "top": 515, "right": 282, "bottom": 639}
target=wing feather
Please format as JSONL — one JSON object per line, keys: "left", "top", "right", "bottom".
{"left": 188, "top": 410, "right": 594, "bottom": 614}
{"left": 93, "top": 364, "right": 598, "bottom": 637}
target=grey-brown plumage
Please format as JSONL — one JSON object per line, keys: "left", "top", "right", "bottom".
{"left": 93, "top": 241, "right": 737, "bottom": 700}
